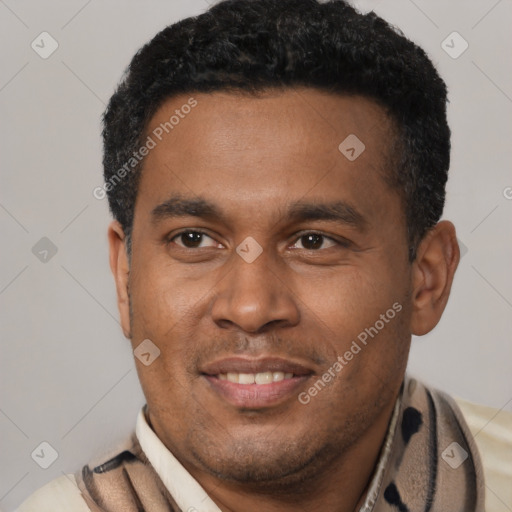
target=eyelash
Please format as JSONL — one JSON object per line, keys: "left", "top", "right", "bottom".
{"left": 166, "top": 229, "right": 350, "bottom": 250}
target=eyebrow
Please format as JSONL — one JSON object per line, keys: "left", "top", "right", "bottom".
{"left": 151, "top": 196, "right": 225, "bottom": 225}
{"left": 286, "top": 201, "right": 366, "bottom": 230}
{"left": 150, "top": 195, "right": 367, "bottom": 230}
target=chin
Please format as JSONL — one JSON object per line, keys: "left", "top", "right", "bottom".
{"left": 188, "top": 430, "right": 346, "bottom": 490}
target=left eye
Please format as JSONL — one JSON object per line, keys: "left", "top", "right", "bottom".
{"left": 290, "top": 233, "right": 338, "bottom": 250}
{"left": 170, "top": 231, "right": 220, "bottom": 249}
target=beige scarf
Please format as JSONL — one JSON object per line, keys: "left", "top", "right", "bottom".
{"left": 76, "top": 377, "right": 485, "bottom": 511}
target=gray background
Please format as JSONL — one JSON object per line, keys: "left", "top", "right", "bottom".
{"left": 1, "top": 0, "right": 511, "bottom": 510}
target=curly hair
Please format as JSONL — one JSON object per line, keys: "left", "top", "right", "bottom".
{"left": 102, "top": 0, "right": 450, "bottom": 261}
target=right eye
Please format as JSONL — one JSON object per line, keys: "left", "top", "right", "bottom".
{"left": 167, "top": 230, "right": 222, "bottom": 249}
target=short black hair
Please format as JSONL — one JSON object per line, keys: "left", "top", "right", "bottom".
{"left": 102, "top": 0, "right": 450, "bottom": 261}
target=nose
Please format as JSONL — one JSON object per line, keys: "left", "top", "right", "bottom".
{"left": 210, "top": 247, "right": 300, "bottom": 334}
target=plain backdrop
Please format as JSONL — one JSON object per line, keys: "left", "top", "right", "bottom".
{"left": 1, "top": 0, "right": 511, "bottom": 510}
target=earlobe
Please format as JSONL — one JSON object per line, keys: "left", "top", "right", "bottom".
{"left": 410, "top": 221, "right": 460, "bottom": 336}
{"left": 107, "top": 220, "right": 132, "bottom": 339}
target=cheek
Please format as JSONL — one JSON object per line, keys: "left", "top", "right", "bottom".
{"left": 299, "top": 264, "right": 400, "bottom": 327}
{"left": 130, "top": 260, "right": 209, "bottom": 333}
{"left": 127, "top": 268, "right": 202, "bottom": 400}
{"left": 298, "top": 265, "right": 410, "bottom": 379}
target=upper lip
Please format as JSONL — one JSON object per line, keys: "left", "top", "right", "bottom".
{"left": 200, "top": 356, "right": 315, "bottom": 376}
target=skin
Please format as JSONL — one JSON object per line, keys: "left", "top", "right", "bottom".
{"left": 108, "top": 88, "right": 459, "bottom": 512}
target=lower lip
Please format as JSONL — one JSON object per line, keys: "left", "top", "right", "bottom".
{"left": 203, "top": 375, "right": 311, "bottom": 408}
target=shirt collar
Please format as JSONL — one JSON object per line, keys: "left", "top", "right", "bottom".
{"left": 136, "top": 392, "right": 402, "bottom": 512}
{"left": 136, "top": 408, "right": 222, "bottom": 512}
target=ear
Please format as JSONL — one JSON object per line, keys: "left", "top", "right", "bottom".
{"left": 108, "top": 220, "right": 131, "bottom": 339}
{"left": 410, "top": 220, "right": 460, "bottom": 336}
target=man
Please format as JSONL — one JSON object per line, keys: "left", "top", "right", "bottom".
{"left": 17, "top": 0, "right": 511, "bottom": 511}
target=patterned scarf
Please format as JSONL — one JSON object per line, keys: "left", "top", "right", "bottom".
{"left": 75, "top": 376, "right": 485, "bottom": 511}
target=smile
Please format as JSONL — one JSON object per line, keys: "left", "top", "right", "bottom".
{"left": 200, "top": 356, "right": 314, "bottom": 408}
{"left": 217, "top": 371, "right": 294, "bottom": 384}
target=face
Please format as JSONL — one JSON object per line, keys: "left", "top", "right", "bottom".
{"left": 114, "top": 89, "right": 416, "bottom": 487}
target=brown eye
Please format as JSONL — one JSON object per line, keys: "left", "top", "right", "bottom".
{"left": 292, "top": 233, "right": 337, "bottom": 251}
{"left": 171, "top": 231, "right": 218, "bottom": 249}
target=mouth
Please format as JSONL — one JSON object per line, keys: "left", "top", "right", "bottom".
{"left": 217, "top": 371, "right": 295, "bottom": 384}
{"left": 200, "top": 357, "right": 314, "bottom": 409}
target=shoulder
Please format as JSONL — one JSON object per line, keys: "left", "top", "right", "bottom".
{"left": 16, "top": 474, "right": 90, "bottom": 512}
{"left": 455, "top": 396, "right": 512, "bottom": 512}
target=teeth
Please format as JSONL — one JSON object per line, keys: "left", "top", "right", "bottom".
{"left": 227, "top": 372, "right": 239, "bottom": 383}
{"left": 218, "top": 371, "right": 295, "bottom": 385}
{"left": 239, "top": 373, "right": 255, "bottom": 384}
{"left": 255, "top": 371, "right": 273, "bottom": 384}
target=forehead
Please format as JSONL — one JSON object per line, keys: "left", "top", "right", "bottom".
{"left": 135, "top": 88, "right": 399, "bottom": 230}
{"left": 145, "top": 88, "right": 391, "bottom": 155}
